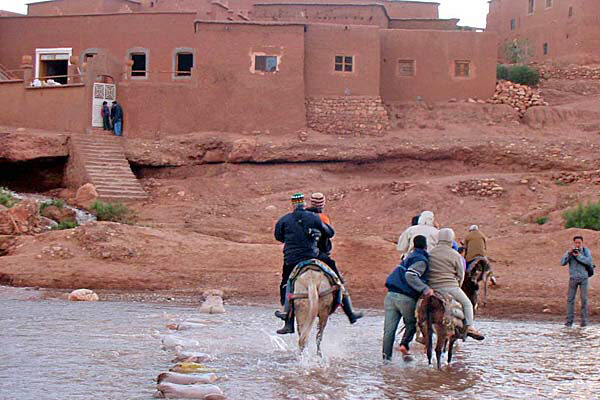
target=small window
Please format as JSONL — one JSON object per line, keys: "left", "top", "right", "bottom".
{"left": 84, "top": 53, "right": 96, "bottom": 63}
{"left": 455, "top": 60, "right": 470, "bottom": 77}
{"left": 543, "top": 43, "right": 549, "bottom": 55}
{"left": 397, "top": 60, "right": 415, "bottom": 77}
{"left": 510, "top": 19, "right": 516, "bottom": 30}
{"left": 334, "top": 55, "right": 353, "bottom": 72}
{"left": 176, "top": 53, "right": 193, "bottom": 77}
{"left": 545, "top": 0, "right": 552, "bottom": 8}
{"left": 568, "top": 6, "right": 573, "bottom": 17}
{"left": 131, "top": 53, "right": 146, "bottom": 77}
{"left": 528, "top": 0, "right": 535, "bottom": 14}
{"left": 255, "top": 55, "right": 278, "bottom": 72}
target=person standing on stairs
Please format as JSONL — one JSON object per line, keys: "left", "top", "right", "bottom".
{"left": 101, "top": 101, "right": 111, "bottom": 131}
{"left": 111, "top": 101, "right": 124, "bottom": 137}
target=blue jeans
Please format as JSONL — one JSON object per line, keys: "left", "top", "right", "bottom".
{"left": 382, "top": 291, "right": 417, "bottom": 360}
{"left": 114, "top": 120, "right": 122, "bottom": 136}
{"left": 567, "top": 278, "right": 588, "bottom": 324}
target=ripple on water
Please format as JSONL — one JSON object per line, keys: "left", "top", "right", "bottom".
{"left": 0, "top": 298, "right": 598, "bottom": 400}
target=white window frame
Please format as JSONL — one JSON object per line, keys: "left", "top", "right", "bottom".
{"left": 35, "top": 47, "right": 72, "bottom": 80}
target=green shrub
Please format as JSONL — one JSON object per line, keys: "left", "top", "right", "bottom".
{"left": 52, "top": 220, "right": 79, "bottom": 230}
{"left": 563, "top": 202, "right": 600, "bottom": 231}
{"left": 536, "top": 216, "right": 548, "bottom": 225}
{"left": 507, "top": 65, "right": 540, "bottom": 86}
{"left": 91, "top": 201, "right": 134, "bottom": 224}
{"left": 0, "top": 187, "right": 19, "bottom": 208}
{"left": 40, "top": 199, "right": 65, "bottom": 212}
{"left": 497, "top": 64, "right": 509, "bottom": 81}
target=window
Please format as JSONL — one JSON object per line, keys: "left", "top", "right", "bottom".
{"left": 35, "top": 48, "right": 72, "bottom": 85}
{"left": 568, "top": 6, "right": 573, "bottom": 17}
{"left": 455, "top": 60, "right": 470, "bottom": 77}
{"left": 334, "top": 55, "right": 353, "bottom": 72}
{"left": 176, "top": 53, "right": 193, "bottom": 77}
{"left": 545, "top": 0, "right": 552, "bottom": 8}
{"left": 528, "top": 0, "right": 535, "bottom": 14}
{"left": 543, "top": 42, "right": 548, "bottom": 55}
{"left": 397, "top": 60, "right": 415, "bottom": 77}
{"left": 254, "top": 55, "right": 278, "bottom": 72}
{"left": 130, "top": 53, "right": 146, "bottom": 77}
{"left": 510, "top": 19, "right": 516, "bottom": 30}
{"left": 84, "top": 53, "right": 96, "bottom": 63}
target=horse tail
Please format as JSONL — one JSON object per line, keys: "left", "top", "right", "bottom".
{"left": 299, "top": 275, "right": 319, "bottom": 349}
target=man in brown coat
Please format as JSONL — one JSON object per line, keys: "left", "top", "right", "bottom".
{"left": 464, "top": 225, "right": 486, "bottom": 268}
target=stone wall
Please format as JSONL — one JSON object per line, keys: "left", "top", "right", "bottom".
{"left": 538, "top": 64, "right": 600, "bottom": 80}
{"left": 306, "top": 96, "right": 390, "bottom": 136}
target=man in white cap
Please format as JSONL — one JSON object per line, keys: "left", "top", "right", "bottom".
{"left": 397, "top": 211, "right": 439, "bottom": 258}
{"left": 464, "top": 225, "right": 487, "bottom": 269}
{"left": 428, "top": 228, "right": 485, "bottom": 340}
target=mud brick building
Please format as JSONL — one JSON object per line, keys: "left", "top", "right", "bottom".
{"left": 487, "top": 0, "right": 600, "bottom": 64}
{"left": 0, "top": 0, "right": 497, "bottom": 137}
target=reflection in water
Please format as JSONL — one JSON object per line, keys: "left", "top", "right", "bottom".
{"left": 0, "top": 291, "right": 598, "bottom": 400}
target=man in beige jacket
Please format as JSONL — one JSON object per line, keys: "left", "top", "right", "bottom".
{"left": 428, "top": 228, "right": 485, "bottom": 340}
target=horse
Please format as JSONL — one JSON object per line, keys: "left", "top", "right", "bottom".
{"left": 416, "top": 292, "right": 465, "bottom": 369}
{"left": 291, "top": 268, "right": 338, "bottom": 354}
{"left": 461, "top": 256, "right": 494, "bottom": 310}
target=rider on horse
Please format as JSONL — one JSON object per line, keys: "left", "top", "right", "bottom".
{"left": 464, "top": 225, "right": 487, "bottom": 271}
{"left": 274, "top": 193, "right": 363, "bottom": 334}
{"left": 427, "top": 228, "right": 485, "bottom": 341}
{"left": 397, "top": 211, "right": 439, "bottom": 258}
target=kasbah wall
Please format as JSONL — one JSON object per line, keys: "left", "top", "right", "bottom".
{"left": 0, "top": 0, "right": 497, "bottom": 138}
{"left": 487, "top": 0, "right": 600, "bottom": 64}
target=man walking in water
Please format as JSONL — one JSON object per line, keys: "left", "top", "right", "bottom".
{"left": 560, "top": 235, "right": 594, "bottom": 327}
{"left": 428, "top": 228, "right": 485, "bottom": 340}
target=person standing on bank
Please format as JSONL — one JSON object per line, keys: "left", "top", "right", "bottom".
{"left": 111, "top": 101, "right": 124, "bottom": 136}
{"left": 101, "top": 101, "right": 111, "bottom": 131}
{"left": 560, "top": 235, "right": 594, "bottom": 327}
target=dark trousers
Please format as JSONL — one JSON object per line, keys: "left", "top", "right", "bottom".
{"left": 102, "top": 115, "right": 111, "bottom": 130}
{"left": 567, "top": 278, "right": 589, "bottom": 324}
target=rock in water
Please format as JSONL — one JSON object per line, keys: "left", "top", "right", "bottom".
{"left": 68, "top": 289, "right": 99, "bottom": 301}
{"left": 157, "top": 383, "right": 225, "bottom": 399}
{"left": 157, "top": 371, "right": 218, "bottom": 385}
{"left": 75, "top": 183, "right": 98, "bottom": 210}
{"left": 199, "top": 290, "right": 225, "bottom": 314}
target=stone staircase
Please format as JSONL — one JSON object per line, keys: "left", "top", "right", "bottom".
{"left": 68, "top": 134, "right": 147, "bottom": 202}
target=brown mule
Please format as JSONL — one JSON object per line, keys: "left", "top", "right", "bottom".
{"left": 416, "top": 292, "right": 465, "bottom": 369}
{"left": 462, "top": 256, "right": 494, "bottom": 310}
{"left": 293, "top": 269, "right": 338, "bottom": 355}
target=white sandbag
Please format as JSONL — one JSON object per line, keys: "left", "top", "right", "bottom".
{"left": 172, "top": 350, "right": 213, "bottom": 363}
{"left": 157, "top": 371, "right": 218, "bottom": 385}
{"left": 162, "top": 335, "right": 200, "bottom": 350}
{"left": 157, "top": 382, "right": 224, "bottom": 399}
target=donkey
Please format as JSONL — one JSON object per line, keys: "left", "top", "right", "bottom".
{"left": 461, "top": 256, "right": 494, "bottom": 310}
{"left": 416, "top": 292, "right": 465, "bottom": 369}
{"left": 292, "top": 269, "right": 338, "bottom": 354}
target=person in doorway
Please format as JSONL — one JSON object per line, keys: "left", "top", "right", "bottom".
{"left": 464, "top": 225, "right": 487, "bottom": 270}
{"left": 560, "top": 236, "right": 594, "bottom": 327}
{"left": 383, "top": 235, "right": 433, "bottom": 361}
{"left": 111, "top": 101, "right": 123, "bottom": 136}
{"left": 428, "top": 228, "right": 485, "bottom": 340}
{"left": 101, "top": 101, "right": 110, "bottom": 131}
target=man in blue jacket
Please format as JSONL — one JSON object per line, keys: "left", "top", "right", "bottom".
{"left": 560, "top": 235, "right": 594, "bottom": 327}
{"left": 274, "top": 193, "right": 362, "bottom": 334}
{"left": 383, "top": 235, "right": 434, "bottom": 361}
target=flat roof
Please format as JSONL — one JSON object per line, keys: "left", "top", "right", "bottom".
{"left": 194, "top": 19, "right": 306, "bottom": 27}
{"left": 253, "top": 3, "right": 392, "bottom": 20}
{"left": 27, "top": 0, "right": 140, "bottom": 4}
{"left": 390, "top": 18, "right": 458, "bottom": 21}
{"left": 0, "top": 11, "right": 196, "bottom": 18}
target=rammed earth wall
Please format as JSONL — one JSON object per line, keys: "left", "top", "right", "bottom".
{"left": 306, "top": 96, "right": 390, "bottom": 136}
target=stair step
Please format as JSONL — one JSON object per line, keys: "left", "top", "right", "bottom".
{"left": 85, "top": 161, "right": 131, "bottom": 167}
{"left": 92, "top": 180, "right": 142, "bottom": 186}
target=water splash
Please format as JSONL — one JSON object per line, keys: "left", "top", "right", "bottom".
{"left": 7, "top": 189, "right": 96, "bottom": 225}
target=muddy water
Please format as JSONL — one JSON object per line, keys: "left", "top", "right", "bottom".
{"left": 1, "top": 292, "right": 598, "bottom": 400}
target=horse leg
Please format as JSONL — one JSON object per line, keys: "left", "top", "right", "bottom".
{"left": 447, "top": 338, "right": 457, "bottom": 364}
{"left": 435, "top": 337, "right": 445, "bottom": 369}
{"left": 316, "top": 314, "right": 329, "bottom": 357}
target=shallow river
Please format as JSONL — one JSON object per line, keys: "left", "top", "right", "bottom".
{"left": 1, "top": 290, "right": 598, "bottom": 399}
